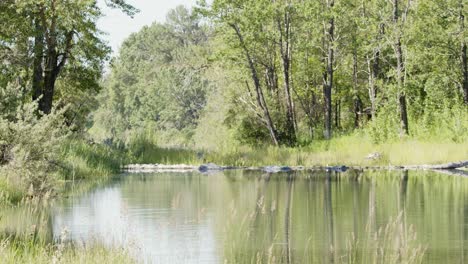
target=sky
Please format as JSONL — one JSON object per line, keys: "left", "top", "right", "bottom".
{"left": 97, "top": 0, "right": 199, "bottom": 55}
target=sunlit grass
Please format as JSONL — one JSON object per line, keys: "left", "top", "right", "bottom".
{"left": 0, "top": 179, "right": 24, "bottom": 206}
{"left": 200, "top": 135, "right": 468, "bottom": 167}
{"left": 60, "top": 139, "right": 126, "bottom": 180}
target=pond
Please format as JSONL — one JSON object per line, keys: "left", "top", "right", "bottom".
{"left": 4, "top": 170, "right": 468, "bottom": 263}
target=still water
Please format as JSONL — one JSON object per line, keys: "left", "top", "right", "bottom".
{"left": 17, "top": 170, "right": 468, "bottom": 263}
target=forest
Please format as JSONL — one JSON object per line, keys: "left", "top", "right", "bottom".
{"left": 0, "top": 0, "right": 467, "bottom": 262}
{"left": 94, "top": 0, "right": 468, "bottom": 148}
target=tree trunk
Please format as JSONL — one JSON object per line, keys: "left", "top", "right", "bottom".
{"left": 335, "top": 99, "right": 340, "bottom": 128}
{"left": 367, "top": 57, "right": 376, "bottom": 120}
{"left": 369, "top": 24, "right": 383, "bottom": 119}
{"left": 278, "top": 10, "right": 296, "bottom": 145}
{"left": 32, "top": 16, "right": 44, "bottom": 103}
{"left": 323, "top": 0, "right": 335, "bottom": 140}
{"left": 230, "top": 24, "right": 280, "bottom": 145}
{"left": 42, "top": 43, "right": 58, "bottom": 115}
{"left": 393, "top": 0, "right": 409, "bottom": 135}
{"left": 353, "top": 49, "right": 361, "bottom": 128}
{"left": 460, "top": 0, "right": 468, "bottom": 105}
{"left": 34, "top": 2, "right": 73, "bottom": 115}
{"left": 463, "top": 41, "right": 467, "bottom": 105}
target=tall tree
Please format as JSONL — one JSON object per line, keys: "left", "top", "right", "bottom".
{"left": 277, "top": 2, "right": 296, "bottom": 143}
{"left": 1, "top": 0, "right": 137, "bottom": 115}
{"left": 323, "top": 0, "right": 335, "bottom": 139}
{"left": 392, "top": 0, "right": 410, "bottom": 135}
{"left": 460, "top": 0, "right": 468, "bottom": 104}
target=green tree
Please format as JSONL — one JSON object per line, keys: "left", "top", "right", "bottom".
{"left": 92, "top": 6, "right": 212, "bottom": 145}
{"left": 0, "top": 0, "right": 137, "bottom": 115}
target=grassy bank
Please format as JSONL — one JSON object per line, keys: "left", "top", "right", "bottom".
{"left": 122, "top": 135, "right": 467, "bottom": 167}
{"left": 60, "top": 139, "right": 126, "bottom": 180}
{"left": 200, "top": 136, "right": 468, "bottom": 167}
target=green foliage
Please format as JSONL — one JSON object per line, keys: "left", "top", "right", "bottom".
{"left": 0, "top": 0, "right": 137, "bottom": 128}
{"left": 60, "top": 139, "right": 126, "bottom": 181}
{"left": 194, "top": 0, "right": 468, "bottom": 146}
{"left": 91, "top": 6, "right": 213, "bottom": 146}
{"left": 0, "top": 83, "right": 70, "bottom": 199}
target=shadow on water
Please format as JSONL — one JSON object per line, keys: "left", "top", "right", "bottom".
{"left": 324, "top": 171, "right": 335, "bottom": 264}
{"left": 285, "top": 173, "right": 294, "bottom": 264}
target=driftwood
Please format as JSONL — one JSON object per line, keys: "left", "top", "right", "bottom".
{"left": 123, "top": 164, "right": 198, "bottom": 173}
{"left": 402, "top": 160, "right": 468, "bottom": 170}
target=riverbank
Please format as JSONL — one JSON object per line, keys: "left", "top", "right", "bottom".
{"left": 1, "top": 136, "right": 467, "bottom": 206}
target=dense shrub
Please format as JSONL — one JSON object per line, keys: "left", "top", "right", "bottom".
{"left": 0, "top": 83, "right": 70, "bottom": 199}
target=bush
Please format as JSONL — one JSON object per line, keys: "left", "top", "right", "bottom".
{"left": 0, "top": 83, "right": 70, "bottom": 200}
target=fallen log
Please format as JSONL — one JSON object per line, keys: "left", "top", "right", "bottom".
{"left": 123, "top": 164, "right": 198, "bottom": 173}
{"left": 402, "top": 160, "right": 468, "bottom": 170}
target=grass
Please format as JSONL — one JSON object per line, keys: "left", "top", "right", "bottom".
{"left": 60, "top": 139, "right": 126, "bottom": 181}
{"left": 343, "top": 213, "right": 426, "bottom": 264}
{"left": 222, "top": 206, "right": 426, "bottom": 264}
{"left": 198, "top": 135, "right": 468, "bottom": 167}
{"left": 0, "top": 179, "right": 24, "bottom": 206}
{"left": 0, "top": 238, "right": 135, "bottom": 264}
{"left": 81, "top": 126, "right": 468, "bottom": 168}
{"left": 0, "top": 138, "right": 127, "bottom": 205}
{"left": 0, "top": 201, "right": 136, "bottom": 264}
{"left": 130, "top": 145, "right": 200, "bottom": 165}
{"left": 117, "top": 132, "right": 468, "bottom": 167}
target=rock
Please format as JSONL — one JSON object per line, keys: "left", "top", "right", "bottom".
{"left": 262, "top": 166, "right": 293, "bottom": 173}
{"left": 326, "top": 165, "right": 349, "bottom": 172}
{"left": 366, "top": 152, "right": 382, "bottom": 160}
{"left": 263, "top": 166, "right": 280, "bottom": 173}
{"left": 198, "top": 163, "right": 222, "bottom": 172}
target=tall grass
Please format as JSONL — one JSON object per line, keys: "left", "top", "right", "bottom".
{"left": 222, "top": 209, "right": 426, "bottom": 264}
{"left": 0, "top": 238, "right": 135, "bottom": 264}
{"left": 200, "top": 135, "right": 468, "bottom": 167}
{"left": 125, "top": 130, "right": 200, "bottom": 164}
{"left": 0, "top": 202, "right": 135, "bottom": 264}
{"left": 60, "top": 139, "right": 126, "bottom": 181}
{"left": 0, "top": 179, "right": 23, "bottom": 206}
{"left": 343, "top": 213, "right": 426, "bottom": 264}
{"left": 78, "top": 126, "right": 468, "bottom": 169}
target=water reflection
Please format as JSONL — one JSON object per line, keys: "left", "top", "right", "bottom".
{"left": 52, "top": 174, "right": 219, "bottom": 263}
{"left": 3, "top": 170, "right": 468, "bottom": 263}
